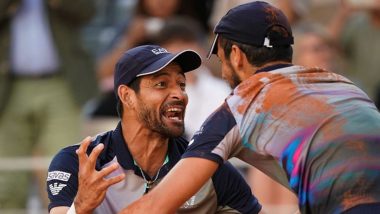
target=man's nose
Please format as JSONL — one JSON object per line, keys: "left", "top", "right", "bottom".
{"left": 170, "top": 86, "right": 187, "bottom": 101}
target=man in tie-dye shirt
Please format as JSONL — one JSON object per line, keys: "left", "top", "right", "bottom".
{"left": 121, "top": 2, "right": 380, "bottom": 214}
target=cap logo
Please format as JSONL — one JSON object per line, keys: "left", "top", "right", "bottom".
{"left": 151, "top": 48, "right": 168, "bottom": 55}
{"left": 263, "top": 37, "right": 272, "bottom": 48}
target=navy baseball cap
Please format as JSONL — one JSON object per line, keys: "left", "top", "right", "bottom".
{"left": 114, "top": 45, "right": 201, "bottom": 94}
{"left": 207, "top": 1, "right": 294, "bottom": 58}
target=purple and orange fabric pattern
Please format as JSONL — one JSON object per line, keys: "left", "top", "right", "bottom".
{"left": 185, "top": 65, "right": 380, "bottom": 213}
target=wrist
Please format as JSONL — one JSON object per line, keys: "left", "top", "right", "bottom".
{"left": 73, "top": 198, "right": 93, "bottom": 214}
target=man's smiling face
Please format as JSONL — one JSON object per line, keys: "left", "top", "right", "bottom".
{"left": 133, "top": 62, "right": 188, "bottom": 137}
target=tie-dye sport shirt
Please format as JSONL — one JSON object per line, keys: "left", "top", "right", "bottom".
{"left": 183, "top": 65, "right": 380, "bottom": 213}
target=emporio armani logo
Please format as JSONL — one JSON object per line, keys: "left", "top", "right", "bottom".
{"left": 49, "top": 182, "right": 67, "bottom": 196}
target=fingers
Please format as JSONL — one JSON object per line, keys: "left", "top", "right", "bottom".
{"left": 76, "top": 137, "right": 124, "bottom": 186}
{"left": 76, "top": 136, "right": 105, "bottom": 169}
{"left": 76, "top": 136, "right": 92, "bottom": 163}
{"left": 100, "top": 173, "right": 126, "bottom": 190}
{"left": 99, "top": 162, "right": 120, "bottom": 177}
{"left": 75, "top": 136, "right": 124, "bottom": 203}
{"left": 98, "top": 163, "right": 125, "bottom": 189}
{"left": 105, "top": 173, "right": 126, "bottom": 187}
{"left": 88, "top": 143, "right": 104, "bottom": 168}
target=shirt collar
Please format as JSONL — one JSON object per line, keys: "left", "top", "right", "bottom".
{"left": 110, "top": 122, "right": 185, "bottom": 178}
{"left": 255, "top": 63, "right": 293, "bottom": 74}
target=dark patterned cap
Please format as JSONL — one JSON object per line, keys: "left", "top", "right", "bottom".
{"left": 207, "top": 1, "right": 294, "bottom": 58}
{"left": 114, "top": 45, "right": 201, "bottom": 94}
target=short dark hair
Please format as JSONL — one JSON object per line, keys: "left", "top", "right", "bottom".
{"left": 116, "top": 77, "right": 142, "bottom": 118}
{"left": 219, "top": 27, "right": 293, "bottom": 67}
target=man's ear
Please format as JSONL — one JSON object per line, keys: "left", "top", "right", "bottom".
{"left": 230, "top": 44, "right": 244, "bottom": 70}
{"left": 118, "top": 85, "right": 134, "bottom": 108}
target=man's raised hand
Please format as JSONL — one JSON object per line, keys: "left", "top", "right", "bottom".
{"left": 74, "top": 136, "right": 125, "bottom": 214}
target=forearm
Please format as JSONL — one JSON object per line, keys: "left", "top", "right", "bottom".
{"left": 122, "top": 158, "right": 219, "bottom": 213}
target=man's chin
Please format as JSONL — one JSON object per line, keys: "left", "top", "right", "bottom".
{"left": 168, "top": 126, "right": 185, "bottom": 138}
{"left": 161, "top": 117, "right": 185, "bottom": 137}
{"left": 166, "top": 125, "right": 185, "bottom": 138}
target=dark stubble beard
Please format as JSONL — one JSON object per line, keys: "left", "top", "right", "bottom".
{"left": 226, "top": 60, "right": 242, "bottom": 89}
{"left": 136, "top": 100, "right": 184, "bottom": 138}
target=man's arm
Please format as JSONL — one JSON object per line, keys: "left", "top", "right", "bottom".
{"left": 48, "top": 137, "right": 125, "bottom": 214}
{"left": 50, "top": 206, "right": 69, "bottom": 214}
{"left": 120, "top": 103, "right": 241, "bottom": 213}
{"left": 213, "top": 162, "right": 262, "bottom": 213}
{"left": 120, "top": 157, "right": 219, "bottom": 214}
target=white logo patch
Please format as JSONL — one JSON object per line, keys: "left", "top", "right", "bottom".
{"left": 194, "top": 125, "right": 204, "bottom": 136}
{"left": 49, "top": 183, "right": 67, "bottom": 195}
{"left": 151, "top": 48, "right": 168, "bottom": 55}
{"left": 47, "top": 171, "right": 71, "bottom": 182}
{"left": 181, "top": 196, "right": 196, "bottom": 208}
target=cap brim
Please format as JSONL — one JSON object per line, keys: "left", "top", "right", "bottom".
{"left": 206, "top": 34, "right": 219, "bottom": 59}
{"left": 137, "top": 50, "right": 202, "bottom": 77}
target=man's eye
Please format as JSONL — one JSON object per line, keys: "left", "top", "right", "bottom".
{"left": 155, "top": 82, "right": 167, "bottom": 87}
{"left": 179, "top": 82, "right": 186, "bottom": 90}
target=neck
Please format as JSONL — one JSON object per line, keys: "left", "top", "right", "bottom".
{"left": 121, "top": 120, "right": 169, "bottom": 177}
{"left": 238, "top": 60, "right": 291, "bottom": 81}
{"left": 253, "top": 61, "right": 292, "bottom": 73}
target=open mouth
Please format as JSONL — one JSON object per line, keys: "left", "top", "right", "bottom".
{"left": 163, "top": 106, "right": 184, "bottom": 122}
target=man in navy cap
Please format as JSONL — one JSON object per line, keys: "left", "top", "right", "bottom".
{"left": 123, "top": 1, "right": 380, "bottom": 214}
{"left": 46, "top": 45, "right": 261, "bottom": 214}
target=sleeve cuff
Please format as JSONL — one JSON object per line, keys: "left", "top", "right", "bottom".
{"left": 181, "top": 151, "right": 224, "bottom": 165}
